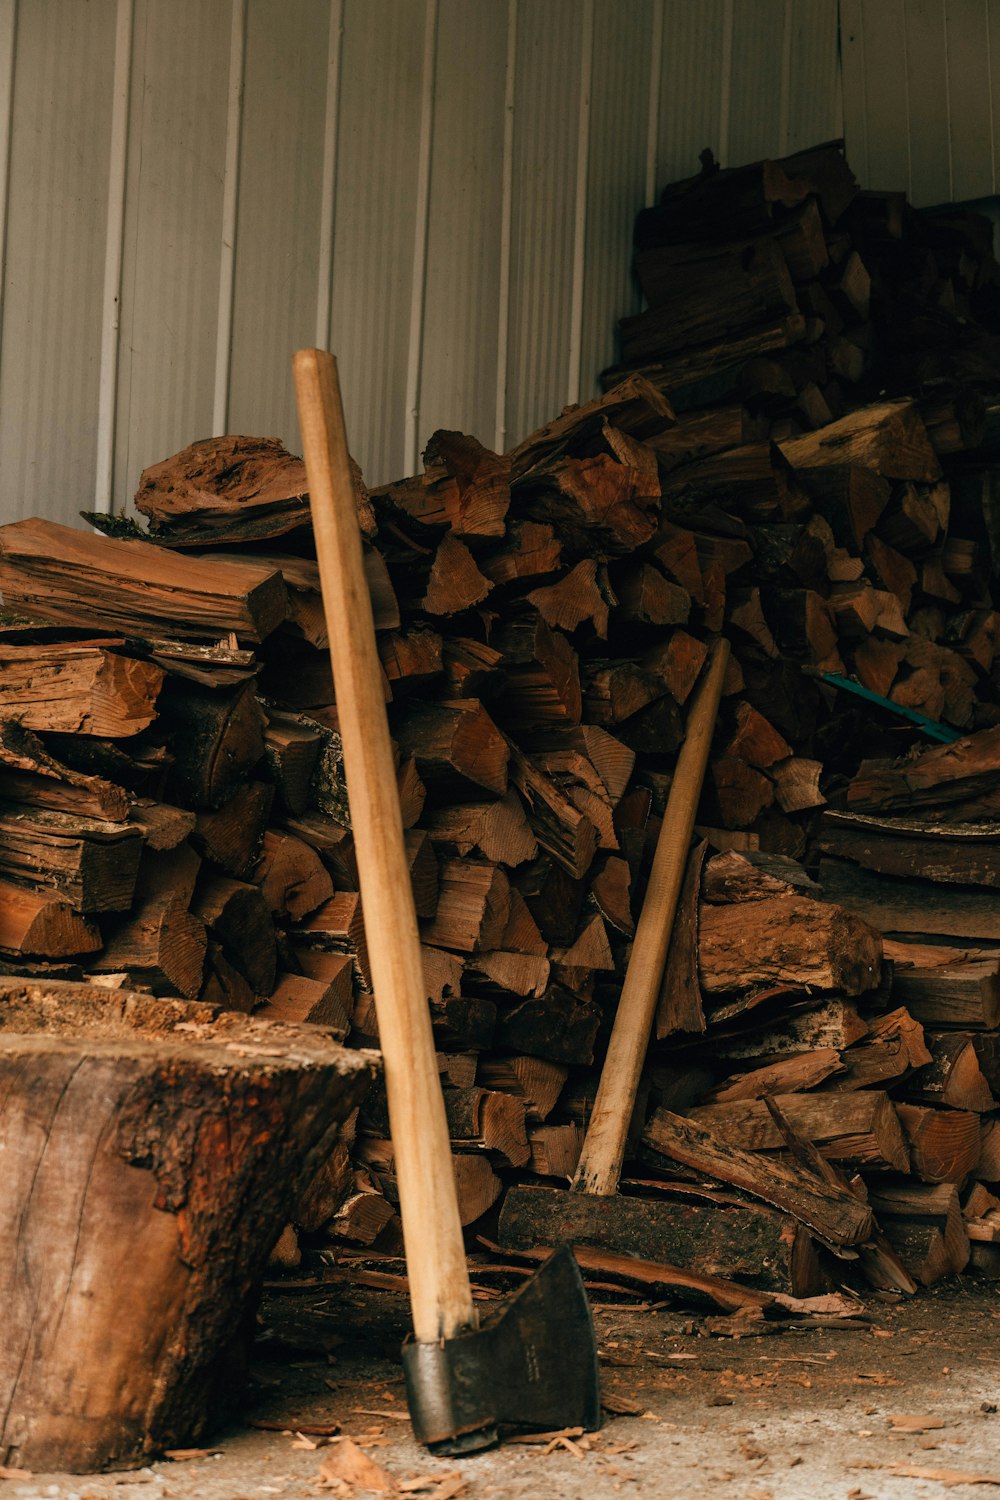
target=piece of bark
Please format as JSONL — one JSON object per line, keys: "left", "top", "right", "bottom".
{"left": 708, "top": 1050, "right": 845, "bottom": 1103}
{"left": 0, "top": 982, "right": 373, "bottom": 1471}
{"left": 191, "top": 780, "right": 274, "bottom": 880}
{"left": 93, "top": 899, "right": 207, "bottom": 998}
{"left": 396, "top": 699, "right": 508, "bottom": 800}
{"left": 816, "top": 813, "right": 1000, "bottom": 890}
{"left": 191, "top": 873, "right": 277, "bottom": 996}
{"left": 0, "top": 879, "right": 101, "bottom": 959}
{"left": 0, "top": 518, "right": 288, "bottom": 642}
{"left": 643, "top": 1110, "right": 874, "bottom": 1245}
{"left": 688, "top": 1091, "right": 909, "bottom": 1172}
{"left": 655, "top": 839, "right": 708, "bottom": 1041}
{"left": 895, "top": 1103, "right": 981, "bottom": 1185}
{"left": 698, "top": 894, "right": 882, "bottom": 996}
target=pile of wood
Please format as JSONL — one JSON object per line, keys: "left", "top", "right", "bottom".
{"left": 1, "top": 136, "right": 1000, "bottom": 1303}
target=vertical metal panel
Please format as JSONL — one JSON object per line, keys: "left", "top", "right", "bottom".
{"left": 417, "top": 0, "right": 507, "bottom": 456}
{"left": 945, "top": 0, "right": 995, "bottom": 200}
{"left": 0, "top": 0, "right": 17, "bottom": 357}
{"left": 329, "top": 0, "right": 425, "bottom": 484}
{"left": 580, "top": 0, "right": 652, "bottom": 396}
{"left": 226, "top": 0, "right": 329, "bottom": 447}
{"left": 0, "top": 0, "right": 116, "bottom": 527}
{"left": 212, "top": 0, "right": 248, "bottom": 437}
{"left": 505, "top": 0, "right": 583, "bottom": 446}
{"left": 94, "top": 0, "right": 134, "bottom": 516}
{"left": 657, "top": 0, "right": 727, "bottom": 184}
{"left": 316, "top": 0, "right": 344, "bottom": 349}
{"left": 839, "top": 0, "right": 871, "bottom": 184}
{"left": 493, "top": 0, "right": 518, "bottom": 452}
{"left": 113, "top": 0, "right": 230, "bottom": 511}
{"left": 903, "top": 0, "right": 952, "bottom": 205}
{"left": 727, "top": 0, "right": 786, "bottom": 165}
{"left": 858, "top": 2, "right": 912, "bottom": 193}
{"left": 785, "top": 0, "right": 841, "bottom": 153}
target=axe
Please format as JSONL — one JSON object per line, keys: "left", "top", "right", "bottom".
{"left": 293, "top": 349, "right": 600, "bottom": 1455}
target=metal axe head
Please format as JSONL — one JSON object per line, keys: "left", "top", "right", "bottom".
{"left": 401, "top": 1243, "right": 601, "bottom": 1455}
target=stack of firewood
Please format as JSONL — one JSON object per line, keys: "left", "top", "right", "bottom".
{"left": 1, "top": 136, "right": 1000, "bottom": 1299}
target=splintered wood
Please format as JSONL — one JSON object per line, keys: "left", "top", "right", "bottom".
{"left": 4, "top": 136, "right": 1000, "bottom": 1309}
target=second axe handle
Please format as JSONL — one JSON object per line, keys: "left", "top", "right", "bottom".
{"left": 572, "top": 637, "right": 730, "bottom": 1197}
{"left": 293, "top": 349, "right": 475, "bottom": 1344}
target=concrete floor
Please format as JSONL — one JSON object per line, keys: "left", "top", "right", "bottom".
{"left": 8, "top": 1275, "right": 1000, "bottom": 1500}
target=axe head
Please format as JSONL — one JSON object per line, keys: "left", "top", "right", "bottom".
{"left": 401, "top": 1243, "right": 601, "bottom": 1455}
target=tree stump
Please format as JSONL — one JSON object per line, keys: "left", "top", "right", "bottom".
{"left": 0, "top": 978, "right": 376, "bottom": 1473}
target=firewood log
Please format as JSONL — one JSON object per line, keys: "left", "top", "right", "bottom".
{"left": 0, "top": 518, "right": 288, "bottom": 642}
{"left": 895, "top": 1103, "right": 981, "bottom": 1185}
{"left": 192, "top": 781, "right": 275, "bottom": 879}
{"left": 0, "top": 879, "right": 101, "bottom": 959}
{"left": 395, "top": 699, "right": 508, "bottom": 800}
{"left": 687, "top": 1090, "right": 910, "bottom": 1172}
{"left": 92, "top": 899, "right": 206, "bottom": 998}
{"left": 698, "top": 894, "right": 882, "bottom": 996}
{"left": 191, "top": 873, "right": 276, "bottom": 996}
{"left": 0, "top": 806, "right": 143, "bottom": 912}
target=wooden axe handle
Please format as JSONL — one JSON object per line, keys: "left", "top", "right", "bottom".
{"left": 572, "top": 637, "right": 730, "bottom": 1196}
{"left": 293, "top": 349, "right": 475, "bottom": 1343}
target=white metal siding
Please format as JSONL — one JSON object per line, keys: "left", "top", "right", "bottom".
{"left": 9, "top": 0, "right": 962, "bottom": 530}
{"left": 840, "top": 0, "right": 1000, "bottom": 207}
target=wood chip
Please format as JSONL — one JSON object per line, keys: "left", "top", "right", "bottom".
{"left": 315, "top": 1437, "right": 399, "bottom": 1494}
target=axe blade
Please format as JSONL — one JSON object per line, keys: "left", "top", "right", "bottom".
{"left": 401, "top": 1244, "right": 601, "bottom": 1455}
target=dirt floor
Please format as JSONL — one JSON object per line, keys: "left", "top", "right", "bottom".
{"left": 9, "top": 1272, "right": 1000, "bottom": 1500}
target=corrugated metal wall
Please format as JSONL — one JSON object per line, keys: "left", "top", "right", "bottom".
{"left": 0, "top": 0, "right": 843, "bottom": 526}
{"left": 839, "top": 0, "right": 1000, "bottom": 210}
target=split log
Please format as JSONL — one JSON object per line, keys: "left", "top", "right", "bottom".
{"left": 476, "top": 1054, "right": 567, "bottom": 1121}
{"left": 869, "top": 1182, "right": 970, "bottom": 1285}
{"left": 655, "top": 839, "right": 707, "bottom": 1040}
{"left": 191, "top": 781, "right": 274, "bottom": 880}
{"left": 895, "top": 1103, "right": 981, "bottom": 1185}
{"left": 779, "top": 399, "right": 941, "bottom": 483}
{"left": 831, "top": 1007, "right": 932, "bottom": 1090}
{"left": 0, "top": 518, "right": 288, "bottom": 642}
{"left": 506, "top": 742, "right": 598, "bottom": 878}
{"left": 883, "top": 942, "right": 1000, "bottom": 1030}
{"left": 421, "top": 533, "right": 493, "bottom": 615}
{"left": 252, "top": 830, "right": 334, "bottom": 923}
{"left": 291, "top": 892, "right": 371, "bottom": 993}
{"left": 0, "top": 980, "right": 374, "bottom": 1471}
{"left": 494, "top": 985, "right": 602, "bottom": 1066}
{"left": 527, "top": 559, "right": 610, "bottom": 638}
{"left": 395, "top": 699, "right": 508, "bottom": 800}
{"left": 687, "top": 1091, "right": 910, "bottom": 1172}
{"left": 443, "top": 1088, "right": 530, "bottom": 1168}
{"left": 697, "top": 894, "right": 882, "bottom": 996}
{"left": 0, "top": 721, "right": 130, "bottom": 822}
{"left": 642, "top": 1110, "right": 874, "bottom": 1246}
{"left": 93, "top": 900, "right": 206, "bottom": 1000}
{"left": 256, "top": 965, "right": 354, "bottom": 1038}
{"left": 0, "top": 641, "right": 164, "bottom": 736}
{"left": 0, "top": 807, "right": 142, "bottom": 913}
{"left": 905, "top": 1033, "right": 997, "bottom": 1113}
{"left": 816, "top": 812, "right": 1000, "bottom": 889}
{"left": 816, "top": 859, "right": 1000, "bottom": 944}
{"left": 262, "top": 712, "right": 323, "bottom": 814}
{"left": 161, "top": 681, "right": 267, "bottom": 810}
{"left": 191, "top": 874, "right": 276, "bottom": 996}
{"left": 707, "top": 1050, "right": 845, "bottom": 1103}
{"left": 419, "top": 858, "right": 510, "bottom": 954}
{"left": 421, "top": 791, "right": 537, "bottom": 866}
{"left": 498, "top": 1186, "right": 825, "bottom": 1296}
{"left": 0, "top": 880, "right": 101, "bottom": 959}
{"left": 526, "top": 1123, "right": 584, "bottom": 1180}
